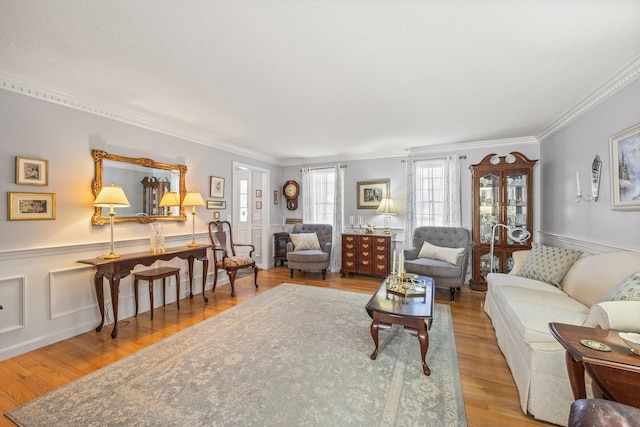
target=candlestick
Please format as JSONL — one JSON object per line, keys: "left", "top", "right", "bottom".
{"left": 576, "top": 171, "right": 581, "bottom": 195}
{"left": 392, "top": 249, "right": 396, "bottom": 274}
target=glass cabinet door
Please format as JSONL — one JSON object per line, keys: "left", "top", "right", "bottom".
{"left": 479, "top": 173, "right": 499, "bottom": 244}
{"left": 505, "top": 171, "right": 528, "bottom": 245}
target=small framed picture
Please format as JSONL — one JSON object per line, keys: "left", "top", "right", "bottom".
{"left": 357, "top": 179, "right": 390, "bottom": 209}
{"left": 610, "top": 123, "right": 640, "bottom": 210}
{"left": 8, "top": 192, "right": 56, "bottom": 220}
{"left": 256, "top": 189, "right": 262, "bottom": 198}
{"left": 256, "top": 201, "right": 262, "bottom": 210}
{"left": 210, "top": 176, "right": 225, "bottom": 198}
{"left": 274, "top": 190, "right": 279, "bottom": 204}
{"left": 213, "top": 211, "right": 220, "bottom": 220}
{"left": 16, "top": 157, "right": 48, "bottom": 185}
{"left": 207, "top": 200, "right": 226, "bottom": 210}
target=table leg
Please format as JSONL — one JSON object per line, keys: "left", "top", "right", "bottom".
{"left": 200, "top": 256, "right": 209, "bottom": 302}
{"left": 187, "top": 257, "right": 195, "bottom": 299}
{"left": 565, "top": 351, "right": 586, "bottom": 399}
{"left": 417, "top": 324, "right": 431, "bottom": 376}
{"left": 109, "top": 275, "right": 121, "bottom": 339}
{"left": 94, "top": 272, "right": 105, "bottom": 332}
{"left": 370, "top": 312, "right": 380, "bottom": 360}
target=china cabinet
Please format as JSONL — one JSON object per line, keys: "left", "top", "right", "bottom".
{"left": 470, "top": 152, "right": 537, "bottom": 291}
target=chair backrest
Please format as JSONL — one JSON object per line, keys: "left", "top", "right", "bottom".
{"left": 291, "top": 223, "right": 333, "bottom": 251}
{"left": 208, "top": 221, "right": 234, "bottom": 260}
{"left": 412, "top": 226, "right": 470, "bottom": 251}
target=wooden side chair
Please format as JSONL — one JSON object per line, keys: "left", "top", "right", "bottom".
{"left": 208, "top": 221, "right": 259, "bottom": 297}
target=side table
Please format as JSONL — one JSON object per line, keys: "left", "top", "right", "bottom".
{"left": 273, "top": 232, "right": 291, "bottom": 267}
{"left": 549, "top": 322, "right": 640, "bottom": 408}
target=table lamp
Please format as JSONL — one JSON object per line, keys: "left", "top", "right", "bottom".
{"left": 94, "top": 183, "right": 130, "bottom": 259}
{"left": 159, "top": 191, "right": 180, "bottom": 215}
{"left": 376, "top": 197, "right": 398, "bottom": 235}
{"left": 182, "top": 190, "right": 205, "bottom": 247}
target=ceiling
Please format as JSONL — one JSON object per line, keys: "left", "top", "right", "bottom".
{"left": 2, "top": 1, "right": 639, "bottom": 164}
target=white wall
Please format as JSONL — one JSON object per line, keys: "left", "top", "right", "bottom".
{"left": 0, "top": 90, "right": 280, "bottom": 359}
{"left": 540, "top": 78, "right": 640, "bottom": 252}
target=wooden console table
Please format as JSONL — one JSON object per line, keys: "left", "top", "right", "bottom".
{"left": 549, "top": 322, "right": 640, "bottom": 408}
{"left": 78, "top": 245, "right": 211, "bottom": 338}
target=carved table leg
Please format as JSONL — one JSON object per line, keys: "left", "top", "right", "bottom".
{"left": 94, "top": 272, "right": 105, "bottom": 332}
{"left": 187, "top": 256, "right": 195, "bottom": 299}
{"left": 200, "top": 256, "right": 209, "bottom": 302}
{"left": 370, "top": 311, "right": 380, "bottom": 360}
{"left": 417, "top": 323, "right": 431, "bottom": 376}
{"left": 109, "top": 275, "right": 121, "bottom": 339}
{"left": 566, "top": 351, "right": 586, "bottom": 399}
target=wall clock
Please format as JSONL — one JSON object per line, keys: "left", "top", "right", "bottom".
{"left": 283, "top": 180, "right": 299, "bottom": 210}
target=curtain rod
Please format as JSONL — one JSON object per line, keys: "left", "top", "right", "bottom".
{"left": 401, "top": 154, "right": 466, "bottom": 164}
{"left": 299, "top": 164, "right": 347, "bottom": 172}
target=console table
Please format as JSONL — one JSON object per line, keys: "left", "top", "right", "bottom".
{"left": 549, "top": 322, "right": 640, "bottom": 408}
{"left": 340, "top": 233, "right": 391, "bottom": 278}
{"left": 78, "top": 245, "right": 211, "bottom": 338}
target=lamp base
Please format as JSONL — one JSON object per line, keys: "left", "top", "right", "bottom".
{"left": 102, "top": 252, "right": 120, "bottom": 259}
{"left": 187, "top": 242, "right": 198, "bottom": 248}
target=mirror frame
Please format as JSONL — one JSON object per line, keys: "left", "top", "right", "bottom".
{"left": 91, "top": 149, "right": 187, "bottom": 225}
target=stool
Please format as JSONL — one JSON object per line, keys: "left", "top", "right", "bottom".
{"left": 133, "top": 267, "right": 181, "bottom": 320}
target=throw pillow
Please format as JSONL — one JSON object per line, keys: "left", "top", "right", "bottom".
{"left": 603, "top": 272, "right": 640, "bottom": 301}
{"left": 516, "top": 243, "right": 583, "bottom": 287}
{"left": 290, "top": 233, "right": 321, "bottom": 251}
{"left": 418, "top": 241, "right": 464, "bottom": 265}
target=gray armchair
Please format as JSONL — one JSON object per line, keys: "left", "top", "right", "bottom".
{"left": 404, "top": 226, "right": 470, "bottom": 301}
{"left": 286, "top": 224, "right": 333, "bottom": 279}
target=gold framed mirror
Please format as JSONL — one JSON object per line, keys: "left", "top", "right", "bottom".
{"left": 91, "top": 149, "right": 187, "bottom": 225}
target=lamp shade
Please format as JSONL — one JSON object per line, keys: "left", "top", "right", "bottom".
{"left": 182, "top": 190, "right": 205, "bottom": 207}
{"left": 376, "top": 198, "right": 398, "bottom": 215}
{"left": 94, "top": 184, "right": 130, "bottom": 207}
{"left": 159, "top": 191, "right": 181, "bottom": 207}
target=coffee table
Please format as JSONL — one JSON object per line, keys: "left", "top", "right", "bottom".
{"left": 365, "top": 274, "right": 434, "bottom": 375}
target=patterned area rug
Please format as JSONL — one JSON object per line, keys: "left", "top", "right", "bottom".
{"left": 6, "top": 284, "right": 466, "bottom": 426}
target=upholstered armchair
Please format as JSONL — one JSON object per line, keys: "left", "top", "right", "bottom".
{"left": 286, "top": 224, "right": 333, "bottom": 279}
{"left": 404, "top": 226, "right": 470, "bottom": 301}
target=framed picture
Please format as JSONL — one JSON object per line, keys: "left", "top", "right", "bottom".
{"left": 213, "top": 211, "right": 220, "bottom": 220}
{"left": 8, "top": 192, "right": 56, "bottom": 220}
{"left": 610, "top": 123, "right": 640, "bottom": 210}
{"left": 16, "top": 156, "right": 48, "bottom": 185}
{"left": 256, "top": 189, "right": 262, "bottom": 198}
{"left": 207, "top": 200, "right": 226, "bottom": 210}
{"left": 256, "top": 201, "right": 262, "bottom": 210}
{"left": 273, "top": 190, "right": 279, "bottom": 204}
{"left": 209, "top": 176, "right": 225, "bottom": 198}
{"left": 357, "top": 179, "right": 390, "bottom": 209}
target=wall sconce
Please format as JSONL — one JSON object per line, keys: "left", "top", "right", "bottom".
{"left": 182, "top": 190, "right": 205, "bottom": 247}
{"left": 376, "top": 197, "right": 398, "bottom": 235}
{"left": 489, "top": 223, "right": 531, "bottom": 273}
{"left": 576, "top": 155, "right": 602, "bottom": 202}
{"left": 94, "top": 183, "right": 130, "bottom": 259}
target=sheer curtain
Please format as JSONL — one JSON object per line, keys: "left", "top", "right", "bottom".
{"left": 301, "top": 165, "right": 344, "bottom": 272}
{"left": 404, "top": 155, "right": 462, "bottom": 249}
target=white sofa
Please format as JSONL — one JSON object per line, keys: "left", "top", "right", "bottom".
{"left": 484, "top": 249, "right": 640, "bottom": 426}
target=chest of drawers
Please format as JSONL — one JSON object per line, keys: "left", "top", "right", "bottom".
{"left": 341, "top": 233, "right": 391, "bottom": 278}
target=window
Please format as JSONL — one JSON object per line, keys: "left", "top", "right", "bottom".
{"left": 415, "top": 158, "right": 446, "bottom": 226}
{"left": 306, "top": 168, "right": 336, "bottom": 224}
{"left": 238, "top": 179, "right": 248, "bottom": 222}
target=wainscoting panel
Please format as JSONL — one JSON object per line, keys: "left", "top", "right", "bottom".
{"left": 49, "top": 266, "right": 97, "bottom": 320}
{"left": 0, "top": 276, "right": 25, "bottom": 334}
{"left": 539, "top": 231, "right": 640, "bottom": 254}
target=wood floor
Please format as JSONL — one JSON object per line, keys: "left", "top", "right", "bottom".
{"left": 0, "top": 267, "right": 553, "bottom": 427}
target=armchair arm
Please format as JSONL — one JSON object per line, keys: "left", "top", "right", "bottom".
{"left": 286, "top": 242, "right": 294, "bottom": 252}
{"left": 404, "top": 248, "right": 420, "bottom": 260}
{"left": 233, "top": 243, "right": 255, "bottom": 257}
{"left": 583, "top": 301, "right": 640, "bottom": 332}
{"left": 323, "top": 242, "right": 332, "bottom": 254}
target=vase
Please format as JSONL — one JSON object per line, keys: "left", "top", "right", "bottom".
{"left": 150, "top": 223, "right": 165, "bottom": 254}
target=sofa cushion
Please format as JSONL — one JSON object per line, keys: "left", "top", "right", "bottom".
{"left": 517, "top": 243, "right": 583, "bottom": 288}
{"left": 603, "top": 272, "right": 640, "bottom": 301}
{"left": 405, "top": 258, "right": 461, "bottom": 278}
{"left": 290, "top": 233, "right": 321, "bottom": 251}
{"left": 417, "top": 241, "right": 464, "bottom": 265}
{"left": 286, "top": 249, "right": 329, "bottom": 263}
{"left": 562, "top": 251, "right": 640, "bottom": 307}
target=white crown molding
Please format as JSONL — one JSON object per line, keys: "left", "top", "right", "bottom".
{"left": 537, "top": 55, "right": 640, "bottom": 142}
{"left": 0, "top": 74, "right": 280, "bottom": 165}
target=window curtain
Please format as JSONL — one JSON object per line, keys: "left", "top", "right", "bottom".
{"left": 301, "top": 165, "right": 344, "bottom": 272}
{"left": 404, "top": 154, "right": 462, "bottom": 249}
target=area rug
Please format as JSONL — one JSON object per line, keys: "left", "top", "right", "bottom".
{"left": 6, "top": 283, "right": 466, "bottom": 426}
